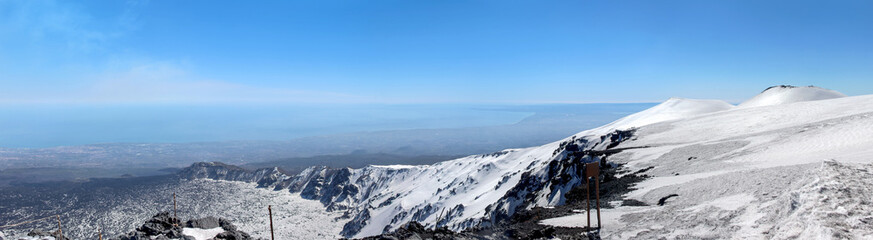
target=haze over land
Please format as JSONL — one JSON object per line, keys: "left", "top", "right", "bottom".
{"left": 0, "top": 103, "right": 654, "bottom": 183}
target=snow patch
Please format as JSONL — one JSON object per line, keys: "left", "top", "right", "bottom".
{"left": 183, "top": 227, "right": 225, "bottom": 240}
{"left": 539, "top": 206, "right": 651, "bottom": 230}
{"left": 369, "top": 164, "right": 417, "bottom": 169}
{"left": 684, "top": 193, "right": 755, "bottom": 212}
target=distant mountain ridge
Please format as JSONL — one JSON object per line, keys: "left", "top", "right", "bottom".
{"left": 177, "top": 91, "right": 735, "bottom": 238}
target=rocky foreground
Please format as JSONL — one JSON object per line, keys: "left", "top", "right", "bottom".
{"left": 8, "top": 212, "right": 257, "bottom": 240}
{"left": 111, "top": 212, "right": 256, "bottom": 240}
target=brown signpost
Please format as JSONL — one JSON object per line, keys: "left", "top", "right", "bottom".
{"left": 584, "top": 162, "right": 601, "bottom": 230}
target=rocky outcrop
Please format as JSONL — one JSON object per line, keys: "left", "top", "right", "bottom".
{"left": 177, "top": 162, "right": 285, "bottom": 188}
{"left": 480, "top": 130, "right": 635, "bottom": 227}
{"left": 109, "top": 212, "right": 256, "bottom": 240}
{"left": 178, "top": 129, "right": 639, "bottom": 238}
{"left": 23, "top": 229, "right": 70, "bottom": 240}
{"left": 352, "top": 222, "right": 481, "bottom": 240}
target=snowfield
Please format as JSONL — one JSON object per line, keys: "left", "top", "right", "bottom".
{"left": 592, "top": 97, "right": 734, "bottom": 135}
{"left": 539, "top": 87, "right": 873, "bottom": 239}
{"left": 0, "top": 179, "right": 344, "bottom": 240}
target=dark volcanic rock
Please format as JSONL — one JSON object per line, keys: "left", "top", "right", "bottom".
{"left": 177, "top": 162, "right": 284, "bottom": 186}
{"left": 109, "top": 212, "right": 258, "bottom": 240}
{"left": 353, "top": 222, "right": 483, "bottom": 240}
{"left": 137, "top": 212, "right": 181, "bottom": 236}
{"left": 185, "top": 216, "right": 220, "bottom": 229}
{"left": 657, "top": 194, "right": 679, "bottom": 206}
{"left": 26, "top": 229, "right": 70, "bottom": 240}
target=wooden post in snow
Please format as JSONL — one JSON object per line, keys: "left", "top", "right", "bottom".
{"left": 269, "top": 205, "right": 275, "bottom": 240}
{"left": 56, "top": 215, "right": 63, "bottom": 240}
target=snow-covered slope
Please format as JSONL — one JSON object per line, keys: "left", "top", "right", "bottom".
{"left": 738, "top": 85, "right": 847, "bottom": 108}
{"left": 325, "top": 96, "right": 742, "bottom": 238}
{"left": 180, "top": 96, "right": 740, "bottom": 238}
{"left": 541, "top": 89, "right": 873, "bottom": 239}
{"left": 592, "top": 97, "right": 733, "bottom": 134}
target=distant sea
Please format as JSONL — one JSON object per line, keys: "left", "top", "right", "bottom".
{"left": 0, "top": 103, "right": 655, "bottom": 148}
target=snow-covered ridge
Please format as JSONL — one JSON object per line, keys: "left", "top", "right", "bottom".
{"left": 585, "top": 97, "right": 734, "bottom": 135}
{"left": 179, "top": 129, "right": 639, "bottom": 238}
{"left": 181, "top": 86, "right": 873, "bottom": 239}
{"left": 738, "top": 85, "right": 847, "bottom": 108}
{"left": 179, "top": 96, "right": 729, "bottom": 238}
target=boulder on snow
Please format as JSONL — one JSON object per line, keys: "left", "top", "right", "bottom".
{"left": 110, "top": 212, "right": 256, "bottom": 240}
{"left": 136, "top": 212, "right": 182, "bottom": 236}
{"left": 24, "top": 229, "right": 69, "bottom": 240}
{"left": 185, "top": 216, "right": 220, "bottom": 229}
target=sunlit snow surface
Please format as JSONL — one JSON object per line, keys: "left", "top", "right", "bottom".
{"left": 182, "top": 227, "right": 224, "bottom": 240}
{"left": 0, "top": 179, "right": 342, "bottom": 239}
{"left": 540, "top": 93, "right": 873, "bottom": 239}
{"left": 738, "top": 85, "right": 846, "bottom": 108}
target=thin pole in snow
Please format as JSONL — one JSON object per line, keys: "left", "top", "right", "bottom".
{"left": 585, "top": 175, "right": 591, "bottom": 230}
{"left": 595, "top": 170, "right": 601, "bottom": 229}
{"left": 269, "top": 205, "right": 275, "bottom": 240}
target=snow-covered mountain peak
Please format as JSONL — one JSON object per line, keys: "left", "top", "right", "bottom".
{"left": 738, "top": 85, "right": 846, "bottom": 108}
{"left": 582, "top": 97, "right": 734, "bottom": 136}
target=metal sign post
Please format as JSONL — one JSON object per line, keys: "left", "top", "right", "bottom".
{"left": 584, "top": 162, "right": 601, "bottom": 230}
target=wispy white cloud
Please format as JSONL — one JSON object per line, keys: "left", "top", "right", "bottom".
{"left": 0, "top": 61, "right": 372, "bottom": 104}
{"left": 0, "top": 0, "right": 142, "bottom": 52}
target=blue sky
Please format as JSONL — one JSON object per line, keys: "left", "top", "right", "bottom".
{"left": 1, "top": 0, "right": 872, "bottom": 104}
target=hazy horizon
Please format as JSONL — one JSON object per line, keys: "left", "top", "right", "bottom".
{"left": 0, "top": 102, "right": 656, "bottom": 148}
